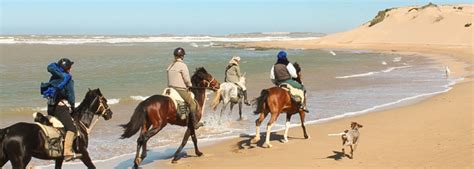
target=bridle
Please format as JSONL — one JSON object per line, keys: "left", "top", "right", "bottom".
{"left": 203, "top": 77, "right": 218, "bottom": 90}
{"left": 79, "top": 95, "right": 110, "bottom": 134}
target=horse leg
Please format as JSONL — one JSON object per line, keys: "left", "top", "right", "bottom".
{"left": 263, "top": 113, "right": 279, "bottom": 148}
{"left": 79, "top": 147, "right": 95, "bottom": 169}
{"left": 54, "top": 158, "right": 64, "bottom": 169}
{"left": 299, "top": 110, "right": 310, "bottom": 139}
{"left": 6, "top": 143, "right": 28, "bottom": 169}
{"left": 282, "top": 114, "right": 292, "bottom": 143}
{"left": 220, "top": 101, "right": 229, "bottom": 121}
{"left": 238, "top": 100, "right": 243, "bottom": 120}
{"left": 0, "top": 154, "right": 7, "bottom": 168}
{"left": 171, "top": 128, "right": 191, "bottom": 164}
{"left": 190, "top": 128, "right": 203, "bottom": 157}
{"left": 141, "top": 126, "right": 164, "bottom": 159}
{"left": 251, "top": 112, "right": 268, "bottom": 144}
{"left": 229, "top": 103, "right": 235, "bottom": 115}
{"left": 133, "top": 134, "right": 145, "bottom": 168}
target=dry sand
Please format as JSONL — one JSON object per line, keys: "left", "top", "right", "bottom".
{"left": 145, "top": 3, "right": 473, "bottom": 168}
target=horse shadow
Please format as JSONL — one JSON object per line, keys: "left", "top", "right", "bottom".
{"left": 236, "top": 132, "right": 306, "bottom": 149}
{"left": 326, "top": 150, "right": 350, "bottom": 161}
{"left": 114, "top": 146, "right": 196, "bottom": 169}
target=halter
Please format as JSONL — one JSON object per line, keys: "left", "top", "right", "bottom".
{"left": 204, "top": 77, "right": 218, "bottom": 89}
{"left": 79, "top": 95, "right": 110, "bottom": 134}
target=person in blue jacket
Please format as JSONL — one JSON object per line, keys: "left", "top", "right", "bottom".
{"left": 41, "top": 58, "right": 81, "bottom": 161}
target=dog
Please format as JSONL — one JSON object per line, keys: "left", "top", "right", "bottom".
{"left": 328, "top": 122, "right": 363, "bottom": 159}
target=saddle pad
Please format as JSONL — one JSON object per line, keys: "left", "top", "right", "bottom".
{"left": 279, "top": 83, "right": 305, "bottom": 103}
{"left": 162, "top": 88, "right": 195, "bottom": 108}
{"left": 35, "top": 122, "right": 62, "bottom": 139}
{"left": 33, "top": 112, "right": 64, "bottom": 128}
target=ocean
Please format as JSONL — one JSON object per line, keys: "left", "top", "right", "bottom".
{"left": 0, "top": 35, "right": 458, "bottom": 168}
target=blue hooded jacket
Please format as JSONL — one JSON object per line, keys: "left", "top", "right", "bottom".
{"left": 41, "top": 63, "right": 75, "bottom": 107}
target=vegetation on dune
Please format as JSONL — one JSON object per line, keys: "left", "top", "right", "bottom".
{"left": 368, "top": 8, "right": 394, "bottom": 27}
{"left": 409, "top": 2, "right": 439, "bottom": 12}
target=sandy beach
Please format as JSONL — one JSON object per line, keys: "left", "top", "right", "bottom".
{"left": 146, "top": 3, "right": 473, "bottom": 169}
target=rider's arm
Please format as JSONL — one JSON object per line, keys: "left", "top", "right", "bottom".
{"left": 181, "top": 64, "right": 192, "bottom": 88}
{"left": 47, "top": 63, "right": 71, "bottom": 89}
{"left": 286, "top": 63, "right": 298, "bottom": 78}
{"left": 270, "top": 66, "right": 275, "bottom": 80}
{"left": 236, "top": 66, "right": 242, "bottom": 77}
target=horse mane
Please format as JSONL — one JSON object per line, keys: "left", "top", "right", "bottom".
{"left": 191, "top": 67, "right": 208, "bottom": 86}
{"left": 293, "top": 62, "right": 302, "bottom": 84}
{"left": 74, "top": 88, "right": 101, "bottom": 117}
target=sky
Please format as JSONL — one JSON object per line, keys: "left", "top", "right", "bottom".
{"left": 1, "top": 0, "right": 471, "bottom": 35}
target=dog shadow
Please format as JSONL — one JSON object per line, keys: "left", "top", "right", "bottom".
{"left": 326, "top": 150, "right": 351, "bottom": 160}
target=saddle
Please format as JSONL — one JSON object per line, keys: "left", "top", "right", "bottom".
{"left": 225, "top": 82, "right": 243, "bottom": 103}
{"left": 279, "top": 83, "right": 305, "bottom": 104}
{"left": 162, "top": 88, "right": 195, "bottom": 120}
{"left": 33, "top": 112, "right": 65, "bottom": 158}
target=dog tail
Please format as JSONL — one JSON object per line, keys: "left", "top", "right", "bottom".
{"left": 327, "top": 132, "right": 346, "bottom": 136}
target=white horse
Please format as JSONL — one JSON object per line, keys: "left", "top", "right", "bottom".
{"left": 211, "top": 74, "right": 247, "bottom": 120}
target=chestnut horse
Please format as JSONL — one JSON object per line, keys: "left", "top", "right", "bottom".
{"left": 120, "top": 67, "right": 219, "bottom": 168}
{"left": 250, "top": 62, "right": 309, "bottom": 148}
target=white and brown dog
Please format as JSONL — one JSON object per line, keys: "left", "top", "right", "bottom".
{"left": 328, "top": 122, "right": 363, "bottom": 159}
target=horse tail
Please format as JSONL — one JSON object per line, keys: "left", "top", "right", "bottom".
{"left": 253, "top": 89, "right": 269, "bottom": 115}
{"left": 211, "top": 89, "right": 222, "bottom": 111}
{"left": 120, "top": 101, "right": 147, "bottom": 139}
{"left": 0, "top": 128, "right": 5, "bottom": 159}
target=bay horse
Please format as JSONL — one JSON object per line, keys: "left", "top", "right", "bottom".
{"left": 250, "top": 62, "right": 309, "bottom": 148}
{"left": 120, "top": 67, "right": 219, "bottom": 168}
{"left": 0, "top": 88, "right": 113, "bottom": 169}
{"left": 211, "top": 75, "right": 247, "bottom": 121}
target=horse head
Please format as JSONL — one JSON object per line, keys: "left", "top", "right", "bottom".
{"left": 191, "top": 67, "right": 220, "bottom": 91}
{"left": 77, "top": 88, "right": 113, "bottom": 121}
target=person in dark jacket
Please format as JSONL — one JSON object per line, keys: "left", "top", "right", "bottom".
{"left": 270, "top": 51, "right": 308, "bottom": 112}
{"left": 41, "top": 58, "right": 81, "bottom": 161}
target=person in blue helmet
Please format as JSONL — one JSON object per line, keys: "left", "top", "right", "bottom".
{"left": 270, "top": 51, "right": 308, "bottom": 112}
{"left": 40, "top": 58, "right": 81, "bottom": 161}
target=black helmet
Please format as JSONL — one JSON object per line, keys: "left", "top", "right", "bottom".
{"left": 57, "top": 58, "right": 74, "bottom": 70}
{"left": 173, "top": 47, "right": 186, "bottom": 57}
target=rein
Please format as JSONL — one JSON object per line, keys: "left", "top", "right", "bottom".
{"left": 79, "top": 96, "right": 109, "bottom": 135}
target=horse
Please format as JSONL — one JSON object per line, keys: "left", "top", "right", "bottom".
{"left": 211, "top": 74, "right": 247, "bottom": 120}
{"left": 120, "top": 67, "right": 220, "bottom": 168}
{"left": 250, "top": 62, "right": 310, "bottom": 148}
{"left": 0, "top": 88, "right": 113, "bottom": 169}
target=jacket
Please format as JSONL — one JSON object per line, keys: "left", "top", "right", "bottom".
{"left": 41, "top": 63, "right": 75, "bottom": 107}
{"left": 167, "top": 59, "right": 192, "bottom": 89}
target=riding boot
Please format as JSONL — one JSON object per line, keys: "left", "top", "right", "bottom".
{"left": 243, "top": 90, "right": 251, "bottom": 106}
{"left": 64, "top": 131, "right": 82, "bottom": 161}
{"left": 189, "top": 111, "right": 203, "bottom": 129}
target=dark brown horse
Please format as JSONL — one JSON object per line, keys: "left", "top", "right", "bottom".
{"left": 120, "top": 67, "right": 219, "bottom": 168}
{"left": 250, "top": 62, "right": 309, "bottom": 148}
{"left": 0, "top": 88, "right": 113, "bottom": 169}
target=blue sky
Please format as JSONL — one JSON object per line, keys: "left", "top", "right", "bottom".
{"left": 1, "top": 0, "right": 471, "bottom": 35}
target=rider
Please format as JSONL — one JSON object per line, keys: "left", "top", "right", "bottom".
{"left": 40, "top": 58, "right": 81, "bottom": 161}
{"left": 166, "top": 47, "right": 203, "bottom": 129}
{"left": 270, "top": 51, "right": 308, "bottom": 112}
{"left": 225, "top": 56, "right": 250, "bottom": 106}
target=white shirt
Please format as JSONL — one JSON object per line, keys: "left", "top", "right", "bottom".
{"left": 270, "top": 62, "right": 298, "bottom": 80}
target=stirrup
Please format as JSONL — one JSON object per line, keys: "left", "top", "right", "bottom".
{"left": 64, "top": 153, "right": 82, "bottom": 161}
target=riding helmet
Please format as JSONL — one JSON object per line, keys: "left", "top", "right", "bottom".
{"left": 173, "top": 47, "right": 186, "bottom": 57}
{"left": 277, "top": 51, "right": 287, "bottom": 59}
{"left": 57, "top": 58, "right": 74, "bottom": 70}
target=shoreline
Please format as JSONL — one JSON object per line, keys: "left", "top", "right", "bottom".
{"left": 146, "top": 41, "right": 473, "bottom": 168}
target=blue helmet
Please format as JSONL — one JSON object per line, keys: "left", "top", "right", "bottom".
{"left": 277, "top": 51, "right": 287, "bottom": 60}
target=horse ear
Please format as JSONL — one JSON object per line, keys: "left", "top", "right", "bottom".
{"left": 88, "top": 88, "right": 91, "bottom": 91}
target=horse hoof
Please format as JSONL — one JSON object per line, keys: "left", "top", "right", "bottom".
{"left": 171, "top": 159, "right": 178, "bottom": 164}
{"left": 281, "top": 139, "right": 288, "bottom": 143}
{"left": 134, "top": 158, "right": 142, "bottom": 165}
{"left": 250, "top": 137, "right": 260, "bottom": 144}
{"left": 262, "top": 143, "right": 272, "bottom": 148}
{"left": 304, "top": 135, "right": 311, "bottom": 139}
{"left": 196, "top": 151, "right": 203, "bottom": 157}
